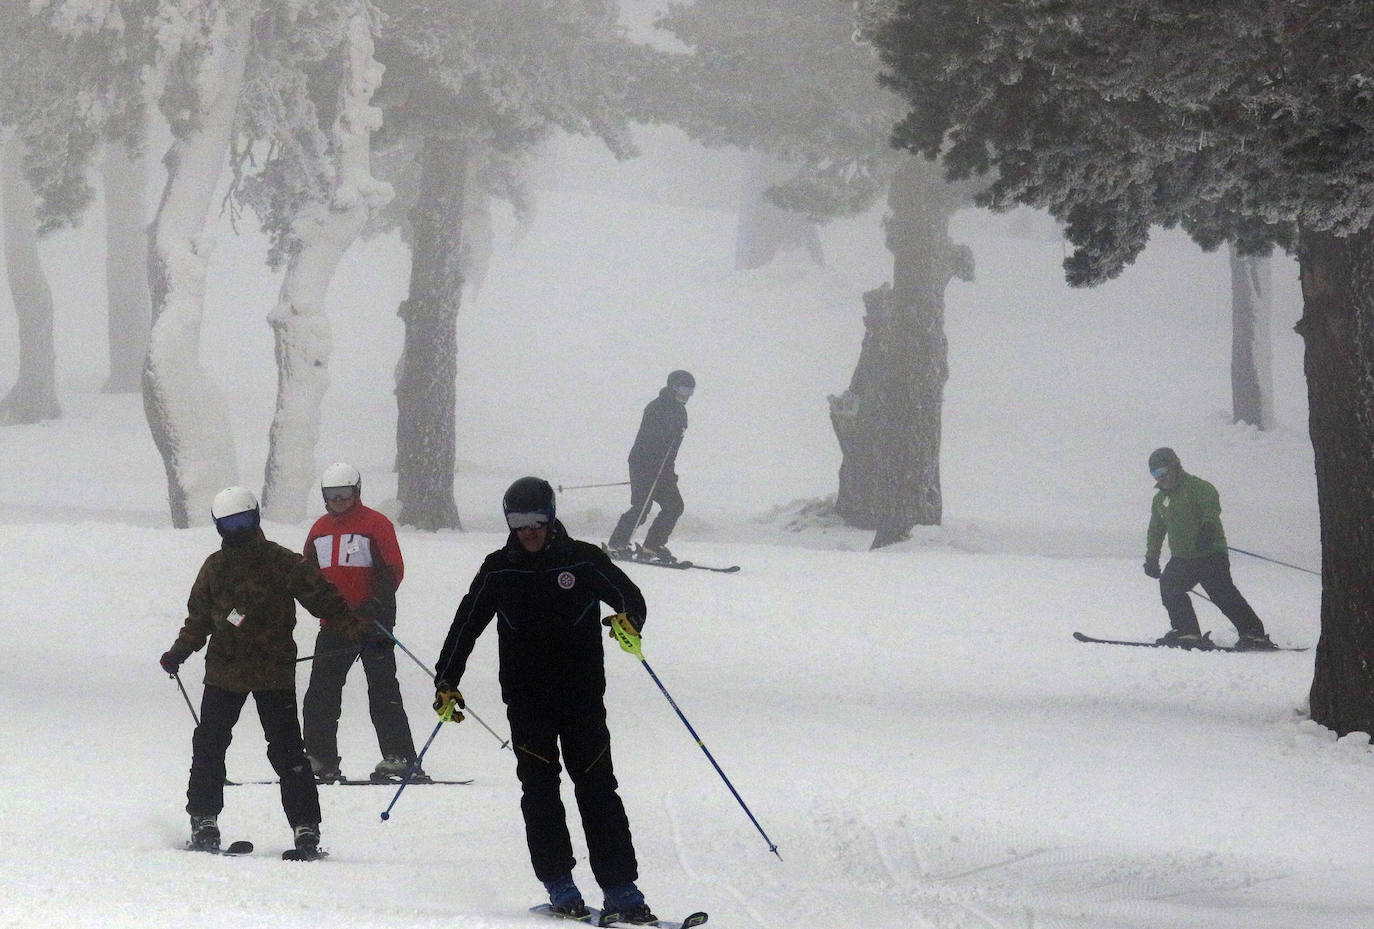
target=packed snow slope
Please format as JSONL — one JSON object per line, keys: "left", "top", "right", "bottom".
{"left": 1, "top": 128, "right": 1362, "bottom": 929}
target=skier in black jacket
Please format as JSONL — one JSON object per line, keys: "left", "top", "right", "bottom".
{"left": 434, "top": 477, "right": 657, "bottom": 924}
{"left": 607, "top": 370, "right": 694, "bottom": 562}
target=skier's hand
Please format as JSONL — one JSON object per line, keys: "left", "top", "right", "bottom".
{"left": 160, "top": 646, "right": 190, "bottom": 676}
{"left": 1143, "top": 557, "right": 1162, "bottom": 579}
{"left": 603, "top": 613, "right": 643, "bottom": 656}
{"left": 338, "top": 612, "right": 367, "bottom": 645}
{"left": 434, "top": 684, "right": 465, "bottom": 723}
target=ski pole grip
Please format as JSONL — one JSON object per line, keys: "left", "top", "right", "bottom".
{"left": 606, "top": 613, "right": 643, "bottom": 659}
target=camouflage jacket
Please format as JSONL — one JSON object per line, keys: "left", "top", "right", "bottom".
{"left": 169, "top": 530, "right": 353, "bottom": 692}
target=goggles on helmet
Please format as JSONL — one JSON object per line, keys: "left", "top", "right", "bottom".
{"left": 323, "top": 486, "right": 357, "bottom": 503}
{"left": 506, "top": 511, "right": 550, "bottom": 530}
{"left": 215, "top": 510, "right": 259, "bottom": 535}
{"left": 1150, "top": 465, "right": 1172, "bottom": 480}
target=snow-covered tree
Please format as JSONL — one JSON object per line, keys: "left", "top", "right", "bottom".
{"left": 1229, "top": 246, "right": 1274, "bottom": 429}
{"left": 863, "top": 0, "right": 1374, "bottom": 735}
{"left": 372, "top": 0, "right": 638, "bottom": 530}
{"left": 644, "top": 0, "right": 975, "bottom": 545}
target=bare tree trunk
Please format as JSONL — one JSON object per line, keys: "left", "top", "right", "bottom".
{"left": 735, "top": 150, "right": 823, "bottom": 270}
{"left": 143, "top": 6, "right": 252, "bottom": 527}
{"left": 1, "top": 133, "right": 60, "bottom": 425}
{"left": 1229, "top": 245, "right": 1274, "bottom": 429}
{"left": 101, "top": 143, "right": 152, "bottom": 394}
{"left": 261, "top": 5, "right": 392, "bottom": 522}
{"left": 1296, "top": 226, "right": 1374, "bottom": 737}
{"left": 395, "top": 136, "right": 464, "bottom": 530}
{"left": 828, "top": 159, "right": 968, "bottom": 547}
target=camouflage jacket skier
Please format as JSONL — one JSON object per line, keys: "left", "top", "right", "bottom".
{"left": 168, "top": 529, "right": 355, "bottom": 692}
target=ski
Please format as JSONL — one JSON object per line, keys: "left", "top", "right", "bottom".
{"left": 227, "top": 777, "right": 473, "bottom": 786}
{"left": 603, "top": 544, "right": 739, "bottom": 574}
{"left": 281, "top": 847, "right": 329, "bottom": 861}
{"left": 1073, "top": 631, "right": 1307, "bottom": 652}
{"left": 184, "top": 839, "right": 254, "bottom": 856}
{"left": 530, "top": 903, "right": 708, "bottom": 929}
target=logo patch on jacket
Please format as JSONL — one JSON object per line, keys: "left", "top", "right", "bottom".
{"left": 557, "top": 570, "right": 576, "bottom": 590}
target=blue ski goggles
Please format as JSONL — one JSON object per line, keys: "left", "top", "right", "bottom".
{"left": 215, "top": 510, "right": 259, "bottom": 535}
{"left": 506, "top": 511, "right": 550, "bottom": 530}
{"left": 1150, "top": 465, "right": 1171, "bottom": 480}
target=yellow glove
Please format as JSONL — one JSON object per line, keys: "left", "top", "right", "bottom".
{"left": 433, "top": 684, "right": 465, "bottom": 723}
{"left": 602, "top": 613, "right": 643, "bottom": 657}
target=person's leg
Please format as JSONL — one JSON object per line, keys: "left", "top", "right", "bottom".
{"left": 608, "top": 477, "right": 653, "bottom": 548}
{"left": 254, "top": 689, "right": 322, "bottom": 829}
{"left": 359, "top": 639, "right": 419, "bottom": 763}
{"left": 509, "top": 702, "right": 577, "bottom": 882}
{"left": 1196, "top": 553, "right": 1267, "bottom": 638}
{"left": 559, "top": 703, "right": 637, "bottom": 890}
{"left": 1159, "top": 557, "right": 1203, "bottom": 636}
{"left": 642, "top": 480, "right": 683, "bottom": 552}
{"left": 186, "top": 684, "right": 247, "bottom": 818}
{"left": 300, "top": 625, "right": 358, "bottom": 772}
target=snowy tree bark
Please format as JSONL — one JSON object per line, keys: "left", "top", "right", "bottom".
{"left": 1229, "top": 246, "right": 1274, "bottom": 430}
{"left": 395, "top": 136, "right": 464, "bottom": 531}
{"left": 101, "top": 143, "right": 151, "bottom": 395}
{"left": 829, "top": 159, "right": 968, "bottom": 547}
{"left": 1297, "top": 227, "right": 1374, "bottom": 738}
{"left": 143, "top": 5, "right": 253, "bottom": 528}
{"left": 1, "top": 133, "right": 60, "bottom": 425}
{"left": 261, "top": 6, "right": 392, "bottom": 522}
{"left": 735, "top": 151, "right": 823, "bottom": 270}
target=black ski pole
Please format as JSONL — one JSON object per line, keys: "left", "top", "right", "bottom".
{"left": 173, "top": 672, "right": 199, "bottom": 726}
{"left": 606, "top": 615, "right": 782, "bottom": 860}
{"left": 557, "top": 480, "right": 630, "bottom": 492}
{"left": 295, "top": 646, "right": 361, "bottom": 664}
{"left": 371, "top": 621, "right": 511, "bottom": 750}
{"left": 1227, "top": 546, "right": 1319, "bottom": 577}
{"left": 379, "top": 718, "right": 445, "bottom": 821}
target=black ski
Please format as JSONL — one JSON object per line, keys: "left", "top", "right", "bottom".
{"left": 603, "top": 544, "right": 739, "bottom": 574}
{"left": 184, "top": 839, "right": 254, "bottom": 856}
{"left": 530, "top": 903, "right": 707, "bottom": 929}
{"left": 1073, "top": 631, "right": 1306, "bottom": 652}
{"left": 227, "top": 777, "right": 473, "bottom": 786}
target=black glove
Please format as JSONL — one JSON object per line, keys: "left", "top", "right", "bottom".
{"left": 1143, "top": 557, "right": 1162, "bottom": 579}
{"left": 434, "top": 681, "right": 465, "bottom": 722}
{"left": 1196, "top": 523, "right": 1218, "bottom": 550}
{"left": 159, "top": 646, "right": 190, "bottom": 675}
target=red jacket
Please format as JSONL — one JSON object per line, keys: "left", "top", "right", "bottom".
{"left": 304, "top": 502, "right": 404, "bottom": 626}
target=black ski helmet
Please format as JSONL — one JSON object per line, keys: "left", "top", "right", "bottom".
{"left": 1147, "top": 447, "right": 1180, "bottom": 475}
{"left": 666, "top": 369, "right": 695, "bottom": 391}
{"left": 502, "top": 476, "right": 556, "bottom": 527}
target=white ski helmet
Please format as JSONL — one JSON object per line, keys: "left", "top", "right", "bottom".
{"left": 211, "top": 486, "right": 259, "bottom": 519}
{"left": 320, "top": 462, "right": 362, "bottom": 494}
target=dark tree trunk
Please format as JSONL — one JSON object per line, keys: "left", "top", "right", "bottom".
{"left": 395, "top": 136, "right": 464, "bottom": 531}
{"left": 1296, "top": 226, "right": 1374, "bottom": 736}
{"left": 1, "top": 134, "right": 60, "bottom": 425}
{"left": 1229, "top": 246, "right": 1274, "bottom": 429}
{"left": 828, "top": 159, "right": 968, "bottom": 547}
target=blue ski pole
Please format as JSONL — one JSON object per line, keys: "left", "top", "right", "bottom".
{"left": 380, "top": 718, "right": 445, "bottom": 821}
{"left": 605, "top": 614, "right": 782, "bottom": 860}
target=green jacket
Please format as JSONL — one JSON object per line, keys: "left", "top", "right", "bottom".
{"left": 170, "top": 530, "right": 352, "bottom": 692}
{"left": 1146, "top": 471, "right": 1228, "bottom": 561}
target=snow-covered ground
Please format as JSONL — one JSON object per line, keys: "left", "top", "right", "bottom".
{"left": 2, "top": 127, "right": 1363, "bottom": 929}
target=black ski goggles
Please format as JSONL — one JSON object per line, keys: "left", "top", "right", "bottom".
{"left": 323, "top": 487, "right": 356, "bottom": 503}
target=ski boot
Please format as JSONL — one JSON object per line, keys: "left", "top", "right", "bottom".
{"left": 544, "top": 874, "right": 590, "bottom": 920}
{"left": 188, "top": 814, "right": 220, "bottom": 852}
{"left": 603, "top": 882, "right": 657, "bottom": 925}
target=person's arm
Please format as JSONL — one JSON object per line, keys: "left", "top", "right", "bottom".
{"left": 586, "top": 545, "right": 648, "bottom": 629}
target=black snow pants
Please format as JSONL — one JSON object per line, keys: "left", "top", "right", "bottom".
{"left": 1160, "top": 552, "right": 1266, "bottom": 638}
{"left": 608, "top": 472, "right": 683, "bottom": 551}
{"left": 301, "top": 624, "right": 418, "bottom": 766}
{"left": 507, "top": 693, "right": 638, "bottom": 888}
{"left": 186, "top": 683, "right": 321, "bottom": 827}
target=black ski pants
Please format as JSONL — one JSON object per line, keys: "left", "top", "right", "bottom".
{"left": 1159, "top": 552, "right": 1266, "bottom": 638}
{"left": 609, "top": 472, "right": 683, "bottom": 550}
{"left": 507, "top": 693, "right": 638, "bottom": 888}
{"left": 302, "top": 624, "right": 418, "bottom": 766}
{"left": 186, "top": 683, "right": 321, "bottom": 827}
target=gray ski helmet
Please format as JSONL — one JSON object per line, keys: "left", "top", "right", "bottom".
{"left": 1148, "top": 447, "right": 1180, "bottom": 475}
{"left": 502, "top": 476, "right": 555, "bottom": 528}
{"left": 666, "top": 369, "right": 695, "bottom": 391}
